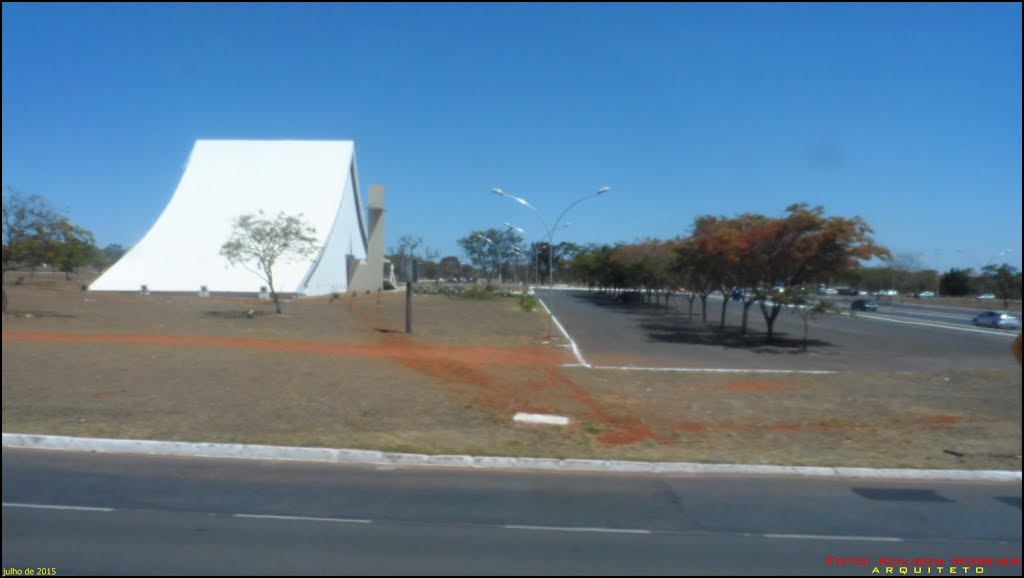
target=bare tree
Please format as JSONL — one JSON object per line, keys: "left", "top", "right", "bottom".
{"left": 389, "top": 235, "right": 423, "bottom": 282}
{"left": 220, "top": 211, "right": 318, "bottom": 314}
{"left": 776, "top": 285, "right": 838, "bottom": 350}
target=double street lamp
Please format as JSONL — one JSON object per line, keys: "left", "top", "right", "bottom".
{"left": 491, "top": 186, "right": 610, "bottom": 288}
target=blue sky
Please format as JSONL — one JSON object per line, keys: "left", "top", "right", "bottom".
{"left": 3, "top": 3, "right": 1021, "bottom": 271}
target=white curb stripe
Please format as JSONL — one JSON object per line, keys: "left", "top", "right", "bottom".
{"left": 590, "top": 366, "right": 838, "bottom": 375}
{"left": 537, "top": 297, "right": 590, "bottom": 368}
{"left": 235, "top": 514, "right": 371, "bottom": 524}
{"left": 503, "top": 524, "right": 650, "bottom": 535}
{"left": 3, "top": 502, "right": 114, "bottom": 512}
{"left": 763, "top": 533, "right": 902, "bottom": 542}
{"left": 4, "top": 433, "right": 1020, "bottom": 482}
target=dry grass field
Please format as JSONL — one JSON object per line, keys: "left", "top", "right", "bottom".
{"left": 3, "top": 273, "right": 1020, "bottom": 470}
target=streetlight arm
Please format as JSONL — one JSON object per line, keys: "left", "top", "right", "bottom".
{"left": 493, "top": 187, "right": 552, "bottom": 238}
{"left": 551, "top": 187, "right": 610, "bottom": 234}
{"left": 492, "top": 185, "right": 610, "bottom": 288}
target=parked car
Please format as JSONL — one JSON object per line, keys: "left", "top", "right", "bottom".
{"left": 915, "top": 291, "right": 935, "bottom": 298}
{"left": 976, "top": 293, "right": 996, "bottom": 300}
{"left": 971, "top": 311, "right": 1020, "bottom": 330}
{"left": 851, "top": 299, "right": 878, "bottom": 312}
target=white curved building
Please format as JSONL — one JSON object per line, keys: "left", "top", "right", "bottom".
{"left": 90, "top": 140, "right": 384, "bottom": 295}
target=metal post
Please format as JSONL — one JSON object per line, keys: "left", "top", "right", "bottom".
{"left": 405, "top": 281, "right": 412, "bottom": 334}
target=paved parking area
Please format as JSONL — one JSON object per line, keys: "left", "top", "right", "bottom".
{"left": 535, "top": 289, "right": 1019, "bottom": 372}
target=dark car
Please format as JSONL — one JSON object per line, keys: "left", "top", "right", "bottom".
{"left": 851, "top": 299, "right": 878, "bottom": 312}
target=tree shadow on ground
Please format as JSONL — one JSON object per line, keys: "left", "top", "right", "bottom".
{"left": 5, "top": 310, "right": 76, "bottom": 319}
{"left": 641, "top": 317, "right": 833, "bottom": 352}
{"left": 566, "top": 290, "right": 834, "bottom": 352}
{"left": 568, "top": 290, "right": 681, "bottom": 314}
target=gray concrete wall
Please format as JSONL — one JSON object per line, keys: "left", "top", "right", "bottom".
{"left": 349, "top": 184, "right": 385, "bottom": 293}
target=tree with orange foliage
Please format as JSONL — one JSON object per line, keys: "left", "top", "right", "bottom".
{"left": 612, "top": 238, "right": 681, "bottom": 308}
{"left": 687, "top": 204, "right": 887, "bottom": 342}
{"left": 752, "top": 204, "right": 889, "bottom": 341}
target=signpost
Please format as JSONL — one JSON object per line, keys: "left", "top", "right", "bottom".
{"left": 405, "top": 259, "right": 417, "bottom": 334}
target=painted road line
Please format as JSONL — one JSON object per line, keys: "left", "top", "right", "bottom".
{"left": 537, "top": 297, "right": 590, "bottom": 368}
{"left": 762, "top": 533, "right": 903, "bottom": 542}
{"left": 590, "top": 366, "right": 838, "bottom": 375}
{"left": 3, "top": 502, "right": 114, "bottom": 512}
{"left": 234, "top": 514, "right": 372, "bottom": 524}
{"left": 503, "top": 524, "right": 651, "bottom": 535}
{"left": 853, "top": 313, "right": 1019, "bottom": 337}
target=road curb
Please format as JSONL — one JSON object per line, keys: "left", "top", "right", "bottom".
{"left": 4, "top": 433, "right": 1021, "bottom": 482}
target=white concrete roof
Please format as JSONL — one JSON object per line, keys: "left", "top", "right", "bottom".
{"left": 90, "top": 140, "right": 367, "bottom": 295}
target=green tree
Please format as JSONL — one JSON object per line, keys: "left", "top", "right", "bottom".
{"left": 774, "top": 285, "right": 838, "bottom": 350}
{"left": 2, "top": 188, "right": 97, "bottom": 312}
{"left": 438, "top": 256, "right": 461, "bottom": 280}
{"left": 457, "top": 228, "right": 523, "bottom": 284}
{"left": 981, "top": 263, "right": 1021, "bottom": 308}
{"left": 49, "top": 219, "right": 97, "bottom": 280}
{"left": 940, "top": 268, "right": 973, "bottom": 297}
{"left": 220, "top": 211, "right": 318, "bottom": 314}
{"left": 101, "top": 243, "right": 128, "bottom": 267}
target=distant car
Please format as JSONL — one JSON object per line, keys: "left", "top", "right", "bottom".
{"left": 851, "top": 299, "right": 878, "bottom": 312}
{"left": 916, "top": 291, "right": 935, "bottom": 298}
{"left": 976, "top": 293, "right": 996, "bottom": 300}
{"left": 972, "top": 311, "right": 1020, "bottom": 330}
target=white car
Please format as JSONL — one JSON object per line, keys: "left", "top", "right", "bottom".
{"left": 976, "top": 293, "right": 996, "bottom": 300}
{"left": 972, "top": 311, "right": 1020, "bottom": 330}
{"left": 916, "top": 291, "right": 935, "bottom": 298}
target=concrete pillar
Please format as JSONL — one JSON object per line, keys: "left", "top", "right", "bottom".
{"left": 349, "top": 184, "right": 385, "bottom": 292}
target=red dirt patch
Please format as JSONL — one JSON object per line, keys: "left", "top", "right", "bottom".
{"left": 2, "top": 330, "right": 564, "bottom": 369}
{"left": 674, "top": 414, "right": 963, "bottom": 433}
{"left": 674, "top": 421, "right": 869, "bottom": 433}
{"left": 3, "top": 328, "right": 677, "bottom": 447}
{"left": 724, "top": 379, "right": 787, "bottom": 392}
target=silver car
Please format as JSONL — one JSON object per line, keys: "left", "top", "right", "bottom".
{"left": 972, "top": 311, "right": 1020, "bottom": 330}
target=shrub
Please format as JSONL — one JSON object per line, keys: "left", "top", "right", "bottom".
{"left": 518, "top": 294, "right": 537, "bottom": 312}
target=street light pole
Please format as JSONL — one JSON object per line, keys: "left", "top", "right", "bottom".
{"left": 492, "top": 186, "right": 610, "bottom": 288}
{"left": 492, "top": 186, "right": 610, "bottom": 339}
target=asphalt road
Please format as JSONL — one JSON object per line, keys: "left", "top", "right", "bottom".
{"left": 834, "top": 298, "right": 1021, "bottom": 327}
{"left": 535, "top": 289, "right": 1020, "bottom": 372}
{"left": 2, "top": 449, "right": 1021, "bottom": 575}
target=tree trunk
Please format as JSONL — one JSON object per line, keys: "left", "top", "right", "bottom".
{"left": 761, "top": 303, "right": 783, "bottom": 343}
{"left": 802, "top": 316, "right": 809, "bottom": 351}
{"left": 266, "top": 270, "right": 282, "bottom": 314}
{"left": 741, "top": 298, "right": 756, "bottom": 335}
{"left": 719, "top": 294, "right": 729, "bottom": 331}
